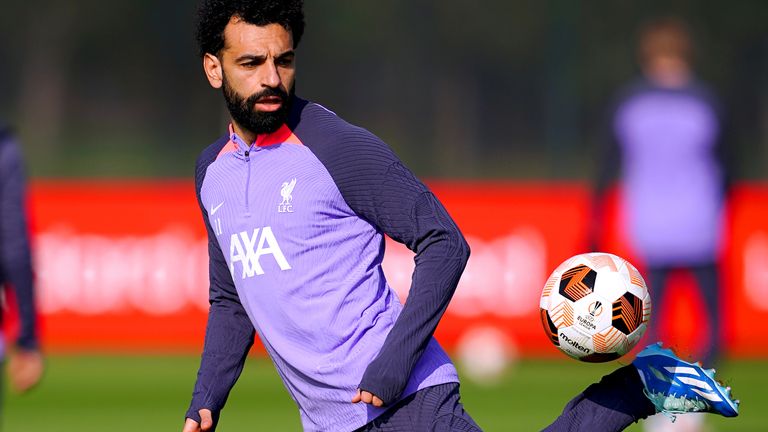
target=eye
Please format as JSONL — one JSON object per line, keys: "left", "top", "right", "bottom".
{"left": 276, "top": 56, "right": 295, "bottom": 68}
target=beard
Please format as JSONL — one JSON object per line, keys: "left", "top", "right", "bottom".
{"left": 222, "top": 74, "right": 293, "bottom": 136}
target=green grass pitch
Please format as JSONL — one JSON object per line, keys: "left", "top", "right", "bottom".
{"left": 3, "top": 355, "right": 764, "bottom": 431}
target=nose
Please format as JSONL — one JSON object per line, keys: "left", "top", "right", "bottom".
{"left": 262, "top": 60, "right": 281, "bottom": 88}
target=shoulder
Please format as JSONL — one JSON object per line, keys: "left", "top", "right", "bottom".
{"left": 196, "top": 134, "right": 230, "bottom": 174}
{"left": 196, "top": 133, "right": 230, "bottom": 170}
{"left": 292, "top": 98, "right": 399, "bottom": 169}
{"left": 0, "top": 127, "right": 21, "bottom": 166}
{"left": 0, "top": 123, "right": 10, "bottom": 142}
{"left": 195, "top": 133, "right": 230, "bottom": 193}
{"left": 0, "top": 125, "right": 15, "bottom": 150}
{"left": 685, "top": 80, "right": 722, "bottom": 111}
{"left": 293, "top": 99, "right": 375, "bottom": 138}
{"left": 614, "top": 78, "right": 656, "bottom": 107}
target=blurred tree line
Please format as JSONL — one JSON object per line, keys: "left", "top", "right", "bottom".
{"left": 0, "top": 0, "right": 766, "bottom": 179}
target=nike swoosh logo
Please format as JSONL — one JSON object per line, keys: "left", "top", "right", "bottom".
{"left": 211, "top": 201, "right": 225, "bottom": 215}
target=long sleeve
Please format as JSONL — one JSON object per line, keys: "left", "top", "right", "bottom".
{"left": 356, "top": 162, "right": 470, "bottom": 404}
{"left": 0, "top": 131, "right": 39, "bottom": 351}
{"left": 302, "top": 119, "right": 470, "bottom": 405}
{"left": 186, "top": 145, "right": 255, "bottom": 427}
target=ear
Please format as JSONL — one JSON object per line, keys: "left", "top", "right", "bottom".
{"left": 203, "top": 53, "right": 223, "bottom": 89}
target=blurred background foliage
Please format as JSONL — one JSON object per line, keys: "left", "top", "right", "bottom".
{"left": 0, "top": 0, "right": 766, "bottom": 179}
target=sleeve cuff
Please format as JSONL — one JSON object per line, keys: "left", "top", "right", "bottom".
{"left": 185, "top": 407, "right": 202, "bottom": 424}
{"left": 359, "top": 369, "right": 405, "bottom": 406}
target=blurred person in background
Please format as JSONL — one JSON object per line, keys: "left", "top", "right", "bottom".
{"left": 0, "top": 124, "right": 44, "bottom": 409}
{"left": 183, "top": 2, "right": 739, "bottom": 431}
{"left": 593, "top": 17, "right": 731, "bottom": 432}
{"left": 596, "top": 16, "right": 729, "bottom": 368}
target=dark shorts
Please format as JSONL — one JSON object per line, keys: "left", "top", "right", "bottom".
{"left": 355, "top": 383, "right": 482, "bottom": 432}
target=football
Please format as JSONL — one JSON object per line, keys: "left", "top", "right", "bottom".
{"left": 539, "top": 252, "right": 651, "bottom": 362}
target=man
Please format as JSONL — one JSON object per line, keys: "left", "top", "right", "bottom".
{"left": 594, "top": 18, "right": 728, "bottom": 367}
{"left": 593, "top": 17, "right": 731, "bottom": 432}
{"left": 0, "top": 124, "right": 45, "bottom": 410}
{"left": 183, "top": 2, "right": 739, "bottom": 431}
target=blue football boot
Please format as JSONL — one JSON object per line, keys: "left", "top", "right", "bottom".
{"left": 632, "top": 342, "right": 740, "bottom": 421}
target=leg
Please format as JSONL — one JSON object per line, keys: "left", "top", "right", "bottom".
{"left": 690, "top": 263, "right": 720, "bottom": 366}
{"left": 544, "top": 342, "right": 741, "bottom": 432}
{"left": 356, "top": 383, "right": 482, "bottom": 432}
{"left": 542, "top": 365, "right": 655, "bottom": 432}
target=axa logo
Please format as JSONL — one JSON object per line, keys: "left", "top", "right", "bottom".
{"left": 278, "top": 178, "right": 297, "bottom": 213}
{"left": 229, "top": 227, "right": 291, "bottom": 279}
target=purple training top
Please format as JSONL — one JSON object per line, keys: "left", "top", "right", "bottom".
{"left": 187, "top": 97, "right": 469, "bottom": 431}
{"left": 611, "top": 80, "right": 726, "bottom": 266}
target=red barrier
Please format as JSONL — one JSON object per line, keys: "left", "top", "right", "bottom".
{"left": 724, "top": 185, "right": 768, "bottom": 357}
{"left": 25, "top": 181, "right": 210, "bottom": 353}
{"left": 6, "top": 181, "right": 768, "bottom": 358}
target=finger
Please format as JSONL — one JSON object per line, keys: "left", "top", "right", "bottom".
{"left": 372, "top": 395, "right": 384, "bottom": 407}
{"left": 351, "top": 389, "right": 361, "bottom": 403}
{"left": 361, "top": 391, "right": 373, "bottom": 404}
{"left": 182, "top": 418, "right": 201, "bottom": 432}
{"left": 199, "top": 409, "right": 214, "bottom": 431}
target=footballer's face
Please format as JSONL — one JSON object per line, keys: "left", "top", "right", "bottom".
{"left": 203, "top": 19, "right": 296, "bottom": 140}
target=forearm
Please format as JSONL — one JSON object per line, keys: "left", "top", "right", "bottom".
{"left": 359, "top": 193, "right": 470, "bottom": 403}
{"left": 5, "top": 259, "right": 37, "bottom": 350}
{"left": 359, "top": 253, "right": 467, "bottom": 403}
{"left": 187, "top": 300, "right": 255, "bottom": 421}
{"left": 313, "top": 131, "right": 471, "bottom": 403}
{"left": 0, "top": 225, "right": 37, "bottom": 350}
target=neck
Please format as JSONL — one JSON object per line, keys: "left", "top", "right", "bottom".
{"left": 643, "top": 58, "right": 692, "bottom": 89}
{"left": 231, "top": 121, "right": 257, "bottom": 146}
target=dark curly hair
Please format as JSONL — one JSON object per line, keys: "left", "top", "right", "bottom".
{"left": 195, "top": 0, "right": 305, "bottom": 57}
